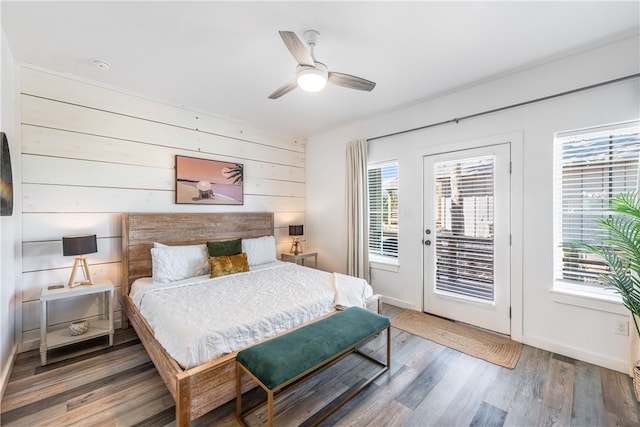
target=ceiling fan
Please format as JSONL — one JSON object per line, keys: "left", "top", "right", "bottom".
{"left": 268, "top": 30, "right": 376, "bottom": 99}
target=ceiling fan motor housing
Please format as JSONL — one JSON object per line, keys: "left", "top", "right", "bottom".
{"left": 303, "top": 30, "right": 321, "bottom": 47}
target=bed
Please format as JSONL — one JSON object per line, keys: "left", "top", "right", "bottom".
{"left": 121, "top": 212, "right": 380, "bottom": 426}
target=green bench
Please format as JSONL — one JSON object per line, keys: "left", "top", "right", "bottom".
{"left": 235, "top": 306, "right": 391, "bottom": 427}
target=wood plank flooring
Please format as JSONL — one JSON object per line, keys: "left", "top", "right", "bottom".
{"left": 2, "top": 304, "right": 639, "bottom": 426}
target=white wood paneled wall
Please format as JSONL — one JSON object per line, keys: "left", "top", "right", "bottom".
{"left": 19, "top": 67, "right": 305, "bottom": 351}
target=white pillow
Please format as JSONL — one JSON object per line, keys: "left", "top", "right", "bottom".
{"left": 151, "top": 244, "right": 209, "bottom": 283}
{"left": 242, "top": 236, "right": 276, "bottom": 266}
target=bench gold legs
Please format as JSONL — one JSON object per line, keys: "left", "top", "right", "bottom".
{"left": 236, "top": 326, "right": 391, "bottom": 427}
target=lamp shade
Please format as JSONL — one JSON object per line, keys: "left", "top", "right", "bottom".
{"left": 62, "top": 234, "right": 97, "bottom": 256}
{"left": 289, "top": 225, "right": 304, "bottom": 236}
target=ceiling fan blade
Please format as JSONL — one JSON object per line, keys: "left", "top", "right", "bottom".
{"left": 268, "top": 80, "right": 298, "bottom": 99}
{"left": 279, "top": 31, "right": 315, "bottom": 67}
{"left": 328, "top": 72, "right": 376, "bottom": 92}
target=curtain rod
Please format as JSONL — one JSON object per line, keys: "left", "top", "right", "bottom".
{"left": 368, "top": 73, "right": 640, "bottom": 142}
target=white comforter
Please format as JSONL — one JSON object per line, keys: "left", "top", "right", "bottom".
{"left": 130, "top": 261, "right": 373, "bottom": 369}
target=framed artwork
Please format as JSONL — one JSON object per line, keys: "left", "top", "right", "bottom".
{"left": 1, "top": 132, "right": 13, "bottom": 216}
{"left": 175, "top": 155, "right": 244, "bottom": 205}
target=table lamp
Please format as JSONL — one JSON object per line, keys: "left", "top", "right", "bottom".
{"left": 62, "top": 234, "right": 97, "bottom": 287}
{"left": 289, "top": 225, "right": 304, "bottom": 255}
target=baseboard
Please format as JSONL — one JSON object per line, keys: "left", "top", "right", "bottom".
{"left": 373, "top": 303, "right": 627, "bottom": 374}
{"left": 1, "top": 343, "right": 18, "bottom": 401}
{"left": 522, "top": 334, "right": 628, "bottom": 374}
{"left": 380, "top": 295, "right": 416, "bottom": 310}
{"left": 18, "top": 339, "right": 39, "bottom": 353}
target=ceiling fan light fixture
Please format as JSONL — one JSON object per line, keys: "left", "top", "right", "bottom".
{"left": 269, "top": 31, "right": 375, "bottom": 99}
{"left": 296, "top": 64, "right": 327, "bottom": 93}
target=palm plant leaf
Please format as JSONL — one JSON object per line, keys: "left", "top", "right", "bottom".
{"left": 611, "top": 191, "right": 640, "bottom": 218}
{"left": 566, "top": 190, "right": 640, "bottom": 337}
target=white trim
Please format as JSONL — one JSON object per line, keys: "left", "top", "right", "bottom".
{"left": 0, "top": 343, "right": 17, "bottom": 401}
{"left": 14, "top": 68, "right": 23, "bottom": 357}
{"left": 418, "top": 131, "right": 524, "bottom": 341}
{"left": 522, "top": 333, "right": 628, "bottom": 374}
{"left": 370, "top": 261, "right": 400, "bottom": 273}
{"left": 19, "top": 340, "right": 39, "bottom": 353}
{"left": 380, "top": 295, "right": 415, "bottom": 310}
{"left": 551, "top": 282, "right": 627, "bottom": 316}
{"left": 369, "top": 253, "right": 400, "bottom": 273}
{"left": 555, "top": 119, "right": 639, "bottom": 139}
{"left": 367, "top": 159, "right": 398, "bottom": 170}
{"left": 510, "top": 131, "right": 524, "bottom": 343}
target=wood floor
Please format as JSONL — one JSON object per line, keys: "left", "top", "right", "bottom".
{"left": 2, "top": 304, "right": 640, "bottom": 426}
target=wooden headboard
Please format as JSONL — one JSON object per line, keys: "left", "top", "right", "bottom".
{"left": 121, "top": 212, "right": 274, "bottom": 296}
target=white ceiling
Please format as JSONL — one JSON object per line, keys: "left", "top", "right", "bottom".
{"left": 2, "top": 1, "right": 639, "bottom": 139}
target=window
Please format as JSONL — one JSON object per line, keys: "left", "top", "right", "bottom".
{"left": 368, "top": 162, "right": 399, "bottom": 258}
{"left": 554, "top": 120, "right": 640, "bottom": 288}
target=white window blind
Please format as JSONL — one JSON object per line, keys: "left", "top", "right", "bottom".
{"left": 434, "top": 156, "right": 495, "bottom": 301}
{"left": 554, "top": 120, "right": 640, "bottom": 286}
{"left": 368, "top": 162, "right": 398, "bottom": 258}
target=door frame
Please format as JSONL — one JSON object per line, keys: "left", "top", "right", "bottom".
{"left": 419, "top": 131, "right": 523, "bottom": 341}
{"left": 423, "top": 143, "right": 511, "bottom": 334}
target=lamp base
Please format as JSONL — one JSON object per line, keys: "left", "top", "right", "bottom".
{"left": 68, "top": 256, "right": 94, "bottom": 287}
{"left": 290, "top": 238, "right": 303, "bottom": 256}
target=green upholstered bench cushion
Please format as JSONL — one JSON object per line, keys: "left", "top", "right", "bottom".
{"left": 236, "top": 306, "right": 390, "bottom": 390}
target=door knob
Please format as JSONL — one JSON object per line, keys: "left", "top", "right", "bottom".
{"left": 424, "top": 240, "right": 431, "bottom": 246}
{"left": 425, "top": 229, "right": 431, "bottom": 235}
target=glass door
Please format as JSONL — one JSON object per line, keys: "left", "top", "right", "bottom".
{"left": 423, "top": 143, "right": 511, "bottom": 334}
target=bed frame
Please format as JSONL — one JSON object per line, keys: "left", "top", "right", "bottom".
{"left": 121, "top": 212, "right": 379, "bottom": 426}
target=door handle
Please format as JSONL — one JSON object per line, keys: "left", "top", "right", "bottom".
{"left": 423, "top": 240, "right": 431, "bottom": 246}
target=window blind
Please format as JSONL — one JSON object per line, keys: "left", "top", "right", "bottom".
{"left": 434, "top": 156, "right": 495, "bottom": 301}
{"left": 554, "top": 121, "right": 640, "bottom": 285}
{"left": 368, "top": 162, "right": 399, "bottom": 258}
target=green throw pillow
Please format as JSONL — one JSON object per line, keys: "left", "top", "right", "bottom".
{"left": 206, "top": 239, "right": 242, "bottom": 257}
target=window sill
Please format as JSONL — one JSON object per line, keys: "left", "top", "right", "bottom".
{"left": 551, "top": 281, "right": 627, "bottom": 315}
{"left": 369, "top": 255, "right": 399, "bottom": 273}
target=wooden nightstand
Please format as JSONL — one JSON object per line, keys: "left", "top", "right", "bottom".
{"left": 39, "top": 279, "right": 114, "bottom": 365}
{"left": 281, "top": 252, "right": 318, "bottom": 268}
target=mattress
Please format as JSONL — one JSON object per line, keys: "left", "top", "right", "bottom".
{"left": 130, "top": 261, "right": 373, "bottom": 369}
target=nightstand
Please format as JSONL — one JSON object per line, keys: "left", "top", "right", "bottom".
{"left": 281, "top": 252, "right": 318, "bottom": 268}
{"left": 39, "top": 279, "right": 114, "bottom": 365}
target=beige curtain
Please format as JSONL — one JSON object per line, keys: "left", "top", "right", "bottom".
{"left": 345, "top": 139, "right": 369, "bottom": 281}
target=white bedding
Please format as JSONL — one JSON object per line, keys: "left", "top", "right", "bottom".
{"left": 130, "top": 261, "right": 373, "bottom": 369}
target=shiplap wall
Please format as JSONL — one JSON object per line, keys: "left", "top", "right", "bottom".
{"left": 19, "top": 67, "right": 305, "bottom": 351}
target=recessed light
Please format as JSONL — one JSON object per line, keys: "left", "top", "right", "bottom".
{"left": 92, "top": 59, "right": 111, "bottom": 70}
